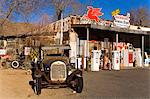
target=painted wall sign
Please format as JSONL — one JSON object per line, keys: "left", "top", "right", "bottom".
{"left": 84, "top": 6, "right": 104, "bottom": 22}
{"left": 113, "top": 14, "right": 130, "bottom": 28}
{"left": 100, "top": 20, "right": 113, "bottom": 26}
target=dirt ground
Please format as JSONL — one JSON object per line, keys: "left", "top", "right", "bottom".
{"left": 0, "top": 68, "right": 87, "bottom": 99}
{"left": 0, "top": 68, "right": 150, "bottom": 99}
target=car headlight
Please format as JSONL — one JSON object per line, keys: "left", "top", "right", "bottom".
{"left": 68, "top": 71, "right": 72, "bottom": 75}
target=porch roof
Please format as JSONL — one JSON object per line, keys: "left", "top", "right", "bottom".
{"left": 71, "top": 24, "right": 149, "bottom": 35}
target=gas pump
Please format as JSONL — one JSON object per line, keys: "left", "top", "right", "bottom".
{"left": 112, "top": 51, "right": 120, "bottom": 70}
{"left": 91, "top": 50, "right": 101, "bottom": 71}
{"left": 135, "top": 48, "right": 142, "bottom": 67}
{"left": 128, "top": 44, "right": 133, "bottom": 67}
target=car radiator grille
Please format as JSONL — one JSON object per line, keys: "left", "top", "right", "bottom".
{"left": 51, "top": 61, "right": 66, "bottom": 81}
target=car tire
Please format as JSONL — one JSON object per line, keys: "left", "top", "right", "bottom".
{"left": 34, "top": 77, "right": 41, "bottom": 95}
{"left": 75, "top": 77, "right": 83, "bottom": 93}
{"left": 11, "top": 60, "right": 20, "bottom": 69}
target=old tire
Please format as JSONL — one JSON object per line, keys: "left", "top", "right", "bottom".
{"left": 75, "top": 77, "right": 83, "bottom": 93}
{"left": 34, "top": 77, "right": 41, "bottom": 95}
{"left": 11, "top": 60, "right": 20, "bottom": 69}
{"left": 2, "top": 62, "right": 6, "bottom": 67}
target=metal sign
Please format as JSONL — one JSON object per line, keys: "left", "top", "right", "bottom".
{"left": 83, "top": 6, "right": 104, "bottom": 22}
{"left": 24, "top": 47, "right": 31, "bottom": 55}
{"left": 30, "top": 49, "right": 38, "bottom": 59}
{"left": 113, "top": 14, "right": 130, "bottom": 28}
{"left": 112, "top": 9, "right": 120, "bottom": 16}
{"left": 0, "top": 49, "right": 6, "bottom": 56}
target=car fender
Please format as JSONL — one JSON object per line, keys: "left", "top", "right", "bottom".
{"left": 66, "top": 69, "right": 82, "bottom": 84}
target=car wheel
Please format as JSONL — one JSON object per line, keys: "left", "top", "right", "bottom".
{"left": 11, "top": 60, "right": 20, "bottom": 69}
{"left": 34, "top": 77, "right": 41, "bottom": 95}
{"left": 75, "top": 77, "right": 83, "bottom": 93}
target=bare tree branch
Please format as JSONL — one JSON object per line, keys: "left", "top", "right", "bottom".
{"left": 130, "top": 7, "right": 150, "bottom": 27}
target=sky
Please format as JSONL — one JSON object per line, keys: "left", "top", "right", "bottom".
{"left": 14, "top": 0, "right": 150, "bottom": 23}
{"left": 89, "top": 0, "right": 150, "bottom": 20}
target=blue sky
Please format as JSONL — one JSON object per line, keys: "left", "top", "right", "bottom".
{"left": 90, "top": 0, "right": 150, "bottom": 20}
{"left": 14, "top": 0, "right": 150, "bottom": 22}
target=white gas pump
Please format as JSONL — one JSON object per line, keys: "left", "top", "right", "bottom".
{"left": 144, "top": 52, "right": 150, "bottom": 67}
{"left": 112, "top": 51, "right": 120, "bottom": 70}
{"left": 135, "top": 48, "right": 142, "bottom": 67}
{"left": 91, "top": 50, "right": 101, "bottom": 71}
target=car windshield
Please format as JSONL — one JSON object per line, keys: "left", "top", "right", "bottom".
{"left": 42, "top": 45, "right": 70, "bottom": 57}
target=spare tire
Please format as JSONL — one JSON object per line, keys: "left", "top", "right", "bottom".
{"left": 11, "top": 60, "right": 20, "bottom": 69}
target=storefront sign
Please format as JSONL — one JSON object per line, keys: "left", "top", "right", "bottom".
{"left": 113, "top": 14, "right": 130, "bottom": 28}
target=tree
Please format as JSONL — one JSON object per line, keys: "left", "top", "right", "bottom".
{"left": 34, "top": 13, "right": 52, "bottom": 35}
{"left": 0, "top": 0, "right": 41, "bottom": 35}
{"left": 14, "top": 0, "right": 42, "bottom": 23}
{"left": 47, "top": 0, "right": 92, "bottom": 20}
{"left": 50, "top": 0, "right": 70, "bottom": 20}
{"left": 130, "top": 7, "right": 150, "bottom": 27}
{"left": 38, "top": 13, "right": 52, "bottom": 26}
{"left": 0, "top": 0, "right": 18, "bottom": 28}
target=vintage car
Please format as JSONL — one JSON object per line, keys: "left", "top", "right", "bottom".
{"left": 31, "top": 45, "right": 83, "bottom": 95}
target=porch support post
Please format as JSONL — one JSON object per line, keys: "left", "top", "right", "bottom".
{"left": 60, "top": 13, "right": 63, "bottom": 45}
{"left": 142, "top": 35, "right": 144, "bottom": 67}
{"left": 87, "top": 27, "right": 89, "bottom": 57}
{"left": 86, "top": 27, "right": 89, "bottom": 71}
{"left": 116, "top": 33, "right": 118, "bottom": 50}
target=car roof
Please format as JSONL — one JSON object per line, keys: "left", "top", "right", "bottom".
{"left": 41, "top": 45, "right": 70, "bottom": 50}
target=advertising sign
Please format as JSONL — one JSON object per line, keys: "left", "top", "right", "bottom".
{"left": 24, "top": 47, "right": 31, "bottom": 55}
{"left": 83, "top": 6, "right": 104, "bottom": 22}
{"left": 128, "top": 50, "right": 133, "bottom": 67}
{"left": 128, "top": 52, "right": 133, "bottom": 63}
{"left": 112, "top": 9, "right": 120, "bottom": 16}
{"left": 100, "top": 20, "right": 113, "bottom": 26}
{"left": 0, "top": 49, "right": 6, "bottom": 56}
{"left": 113, "top": 14, "right": 130, "bottom": 28}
